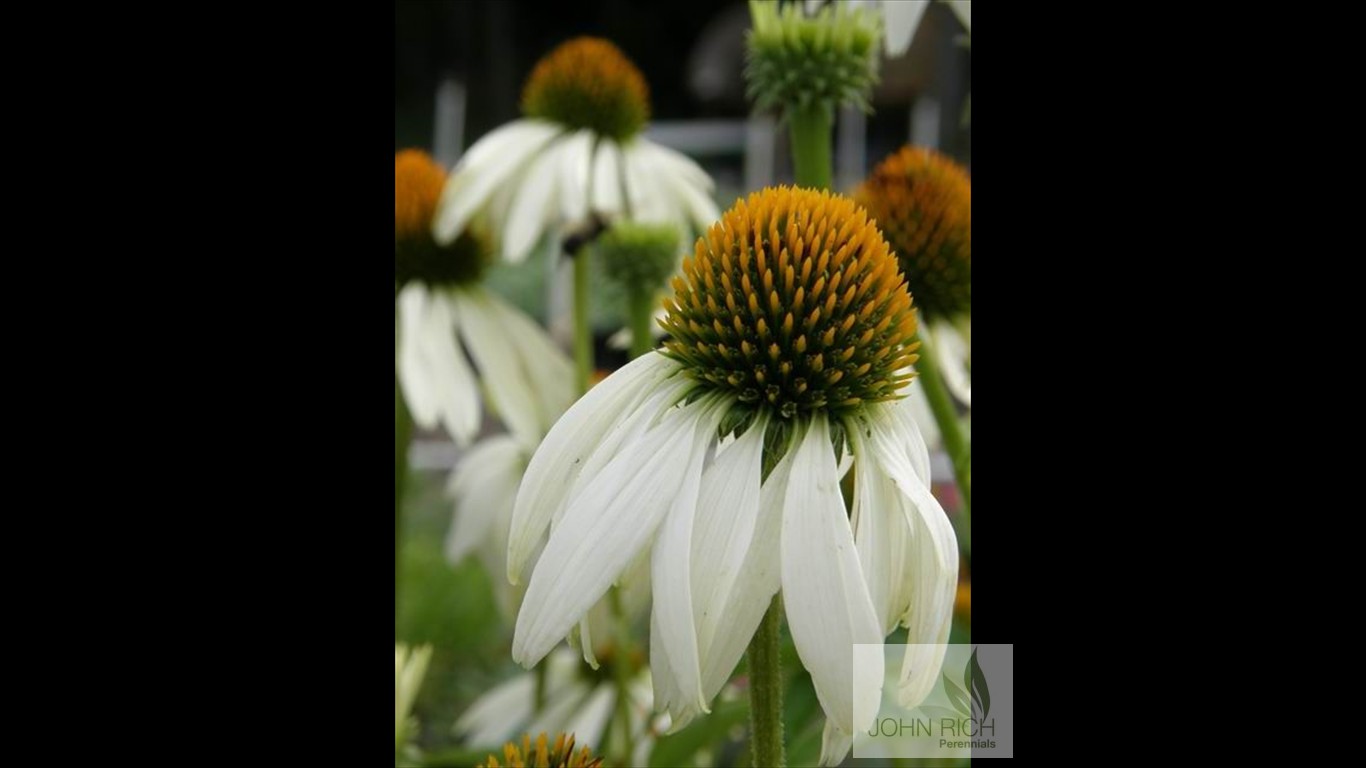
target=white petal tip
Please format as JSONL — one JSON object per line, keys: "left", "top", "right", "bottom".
{"left": 664, "top": 709, "right": 699, "bottom": 735}
{"left": 819, "top": 720, "right": 854, "bottom": 766}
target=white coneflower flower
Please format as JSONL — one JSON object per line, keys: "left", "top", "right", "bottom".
{"left": 396, "top": 149, "right": 575, "bottom": 447}
{"left": 508, "top": 187, "right": 958, "bottom": 765}
{"left": 804, "top": 0, "right": 970, "bottom": 56}
{"left": 433, "top": 37, "right": 720, "bottom": 263}
{"left": 855, "top": 145, "right": 971, "bottom": 446}
{"left": 396, "top": 643, "right": 433, "bottom": 755}
{"left": 455, "top": 647, "right": 660, "bottom": 766}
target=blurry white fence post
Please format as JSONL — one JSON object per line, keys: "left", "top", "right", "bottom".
{"left": 835, "top": 104, "right": 866, "bottom": 192}
{"left": 911, "top": 96, "right": 941, "bottom": 149}
{"left": 433, "top": 77, "right": 467, "bottom": 168}
{"left": 744, "top": 114, "right": 776, "bottom": 191}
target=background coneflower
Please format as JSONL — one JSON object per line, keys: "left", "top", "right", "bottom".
{"left": 395, "top": 149, "right": 575, "bottom": 448}
{"left": 434, "top": 37, "right": 719, "bottom": 265}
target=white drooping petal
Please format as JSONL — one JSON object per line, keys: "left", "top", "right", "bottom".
{"left": 850, "top": 427, "right": 913, "bottom": 635}
{"left": 690, "top": 415, "right": 767, "bottom": 690}
{"left": 511, "top": 392, "right": 709, "bottom": 667}
{"left": 945, "top": 0, "right": 971, "bottom": 30}
{"left": 872, "top": 398, "right": 935, "bottom": 509}
{"left": 931, "top": 318, "right": 971, "bottom": 407}
{"left": 525, "top": 678, "right": 595, "bottom": 741}
{"left": 650, "top": 604, "right": 686, "bottom": 729}
{"left": 571, "top": 607, "right": 600, "bottom": 669}
{"left": 444, "top": 434, "right": 525, "bottom": 564}
{"left": 781, "top": 417, "right": 884, "bottom": 738}
{"left": 901, "top": 377, "right": 943, "bottom": 450}
{"left": 617, "top": 545, "right": 655, "bottom": 617}
{"left": 482, "top": 288, "right": 577, "bottom": 439}
{"left": 865, "top": 403, "right": 959, "bottom": 708}
{"left": 633, "top": 139, "right": 720, "bottom": 233}
{"left": 507, "top": 353, "right": 680, "bottom": 582}
{"left": 433, "top": 119, "right": 563, "bottom": 244}
{"left": 650, "top": 398, "right": 727, "bottom": 718}
{"left": 558, "top": 363, "right": 695, "bottom": 521}
{"left": 591, "top": 140, "right": 624, "bottom": 216}
{"left": 443, "top": 434, "right": 528, "bottom": 620}
{"left": 628, "top": 674, "right": 661, "bottom": 766}
{"left": 453, "top": 673, "right": 535, "bottom": 747}
{"left": 501, "top": 135, "right": 568, "bottom": 263}
{"left": 820, "top": 716, "right": 855, "bottom": 767}
{"left": 557, "top": 130, "right": 598, "bottom": 224}
{"left": 662, "top": 166, "right": 721, "bottom": 237}
{"left": 621, "top": 141, "right": 672, "bottom": 225}
{"left": 697, "top": 442, "right": 792, "bottom": 704}
{"left": 456, "top": 649, "right": 586, "bottom": 747}
{"left": 428, "top": 286, "right": 489, "bottom": 442}
{"left": 881, "top": 0, "right": 930, "bottom": 57}
{"left": 398, "top": 285, "right": 483, "bottom": 442}
{"left": 582, "top": 546, "right": 652, "bottom": 657}
{"left": 559, "top": 683, "right": 617, "bottom": 754}
{"left": 451, "top": 289, "right": 553, "bottom": 449}
{"left": 835, "top": 427, "right": 855, "bottom": 480}
{"left": 397, "top": 284, "right": 439, "bottom": 430}
{"left": 897, "top": 498, "right": 958, "bottom": 708}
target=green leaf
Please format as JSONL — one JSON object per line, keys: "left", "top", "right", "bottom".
{"left": 786, "top": 715, "right": 825, "bottom": 768}
{"left": 649, "top": 700, "right": 748, "bottom": 768}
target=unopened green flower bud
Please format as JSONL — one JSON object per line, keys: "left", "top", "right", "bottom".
{"left": 745, "top": 0, "right": 882, "bottom": 119}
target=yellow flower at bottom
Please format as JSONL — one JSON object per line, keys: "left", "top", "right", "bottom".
{"left": 478, "top": 732, "right": 602, "bottom": 768}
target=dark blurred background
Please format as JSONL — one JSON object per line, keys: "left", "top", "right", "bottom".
{"left": 395, "top": 0, "right": 970, "bottom": 189}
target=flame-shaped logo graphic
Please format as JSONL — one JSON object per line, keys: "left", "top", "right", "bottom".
{"left": 943, "top": 647, "right": 991, "bottom": 722}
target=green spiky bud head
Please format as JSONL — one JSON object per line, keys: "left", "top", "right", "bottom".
{"left": 597, "top": 221, "right": 681, "bottom": 294}
{"left": 744, "top": 0, "right": 882, "bottom": 118}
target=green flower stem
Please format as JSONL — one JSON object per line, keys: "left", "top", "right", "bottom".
{"left": 913, "top": 326, "right": 972, "bottom": 554}
{"left": 789, "top": 103, "right": 833, "bottom": 190}
{"left": 627, "top": 290, "right": 655, "bottom": 359}
{"left": 573, "top": 248, "right": 594, "bottom": 395}
{"left": 609, "top": 586, "right": 636, "bottom": 765}
{"left": 747, "top": 594, "right": 786, "bottom": 768}
{"left": 534, "top": 659, "right": 547, "bottom": 711}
